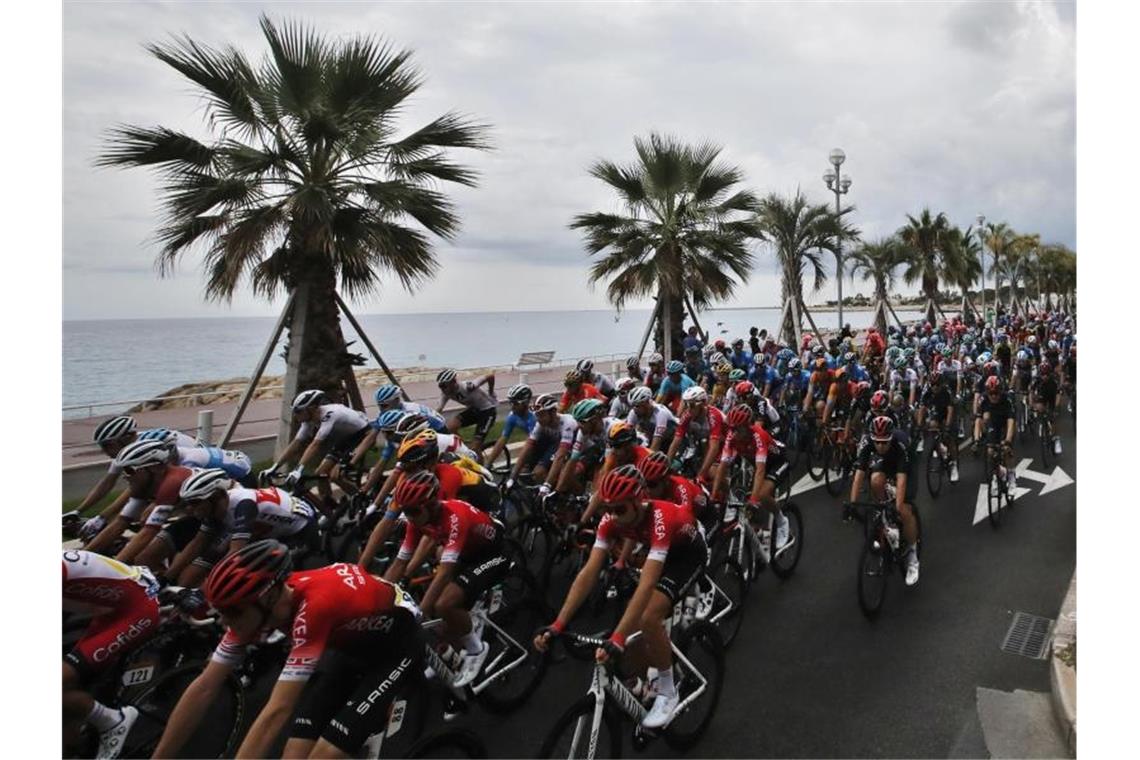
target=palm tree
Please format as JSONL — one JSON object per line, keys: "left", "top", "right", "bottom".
{"left": 753, "top": 190, "right": 859, "bottom": 346}
{"left": 847, "top": 236, "right": 904, "bottom": 334}
{"left": 945, "top": 225, "right": 984, "bottom": 320}
{"left": 898, "top": 208, "right": 961, "bottom": 324}
{"left": 570, "top": 133, "right": 761, "bottom": 360}
{"left": 97, "top": 16, "right": 491, "bottom": 406}
{"left": 983, "top": 222, "right": 1018, "bottom": 309}
{"left": 1038, "top": 244, "right": 1077, "bottom": 311}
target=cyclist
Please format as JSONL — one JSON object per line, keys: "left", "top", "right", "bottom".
{"left": 624, "top": 355, "right": 648, "bottom": 385}
{"left": 803, "top": 357, "right": 835, "bottom": 420}
{"left": 994, "top": 333, "right": 1013, "bottom": 378}
{"left": 709, "top": 360, "right": 734, "bottom": 408}
{"left": 577, "top": 358, "right": 617, "bottom": 400}
{"left": 655, "top": 360, "right": 696, "bottom": 415}
{"left": 260, "top": 390, "right": 371, "bottom": 505}
{"left": 554, "top": 398, "right": 611, "bottom": 495}
{"left": 559, "top": 368, "right": 604, "bottom": 412}
{"left": 889, "top": 356, "right": 919, "bottom": 408}
{"left": 153, "top": 541, "right": 423, "bottom": 759}
{"left": 712, "top": 404, "right": 791, "bottom": 552}
{"left": 436, "top": 369, "right": 498, "bottom": 459}
{"left": 643, "top": 353, "right": 667, "bottom": 395}
{"left": 627, "top": 385, "right": 678, "bottom": 451}
{"left": 534, "top": 465, "right": 706, "bottom": 730}
{"left": 639, "top": 450, "right": 710, "bottom": 528}
{"left": 821, "top": 366, "right": 854, "bottom": 428}
{"left": 507, "top": 393, "right": 577, "bottom": 495}
{"left": 609, "top": 376, "right": 639, "bottom": 419}
{"left": 579, "top": 421, "right": 652, "bottom": 526}
{"left": 164, "top": 468, "right": 318, "bottom": 587}
{"left": 778, "top": 357, "right": 811, "bottom": 411}
{"left": 384, "top": 471, "right": 508, "bottom": 686}
{"left": 483, "top": 383, "right": 536, "bottom": 471}
{"left": 847, "top": 416, "right": 921, "bottom": 586}
{"left": 974, "top": 375, "right": 1018, "bottom": 492}
{"left": 682, "top": 346, "right": 708, "bottom": 384}
{"left": 357, "top": 412, "right": 475, "bottom": 500}
{"left": 63, "top": 550, "right": 161, "bottom": 759}
{"left": 372, "top": 384, "right": 448, "bottom": 431}
{"left": 667, "top": 386, "right": 726, "bottom": 485}
{"left": 916, "top": 369, "right": 960, "bottom": 482}
{"left": 1030, "top": 361, "right": 1063, "bottom": 455}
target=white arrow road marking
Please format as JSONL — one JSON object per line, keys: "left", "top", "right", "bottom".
{"left": 1015, "top": 459, "right": 1075, "bottom": 495}
{"left": 789, "top": 471, "right": 825, "bottom": 497}
{"left": 973, "top": 481, "right": 1033, "bottom": 525}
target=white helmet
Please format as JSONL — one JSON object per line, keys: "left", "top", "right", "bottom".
{"left": 682, "top": 386, "right": 708, "bottom": 404}
{"left": 292, "top": 389, "right": 325, "bottom": 411}
{"left": 93, "top": 416, "right": 136, "bottom": 444}
{"left": 436, "top": 368, "right": 458, "bottom": 385}
{"left": 532, "top": 393, "right": 559, "bottom": 413}
{"left": 179, "top": 468, "right": 233, "bottom": 502}
{"left": 648, "top": 352, "right": 664, "bottom": 365}
{"left": 576, "top": 358, "right": 594, "bottom": 374}
{"left": 114, "top": 439, "right": 173, "bottom": 470}
{"left": 629, "top": 386, "right": 653, "bottom": 405}
{"left": 393, "top": 413, "right": 430, "bottom": 438}
{"left": 616, "top": 377, "right": 639, "bottom": 394}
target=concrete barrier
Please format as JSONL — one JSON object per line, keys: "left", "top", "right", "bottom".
{"left": 1050, "top": 573, "right": 1076, "bottom": 755}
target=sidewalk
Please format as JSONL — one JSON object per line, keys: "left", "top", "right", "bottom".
{"left": 1050, "top": 573, "right": 1077, "bottom": 754}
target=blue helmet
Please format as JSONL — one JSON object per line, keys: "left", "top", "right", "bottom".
{"left": 374, "top": 385, "right": 402, "bottom": 405}
{"left": 374, "top": 409, "right": 407, "bottom": 432}
{"left": 138, "top": 428, "right": 178, "bottom": 446}
{"left": 666, "top": 360, "right": 684, "bottom": 374}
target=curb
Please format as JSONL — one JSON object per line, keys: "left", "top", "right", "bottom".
{"left": 1050, "top": 572, "right": 1076, "bottom": 755}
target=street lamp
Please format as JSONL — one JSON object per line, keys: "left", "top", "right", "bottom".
{"left": 976, "top": 213, "right": 986, "bottom": 325}
{"left": 824, "top": 148, "right": 851, "bottom": 331}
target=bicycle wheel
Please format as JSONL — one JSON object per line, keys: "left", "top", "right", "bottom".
{"left": 856, "top": 536, "right": 888, "bottom": 620}
{"left": 806, "top": 431, "right": 825, "bottom": 481}
{"left": 541, "top": 540, "right": 589, "bottom": 611}
{"left": 514, "top": 516, "right": 555, "bottom": 579}
{"left": 925, "top": 441, "right": 944, "bottom": 499}
{"left": 823, "top": 444, "right": 845, "bottom": 497}
{"left": 123, "top": 662, "right": 244, "bottom": 758}
{"left": 537, "top": 694, "right": 623, "bottom": 759}
{"left": 769, "top": 503, "right": 804, "bottom": 580}
{"left": 1038, "top": 419, "right": 1053, "bottom": 468}
{"left": 477, "top": 588, "right": 550, "bottom": 713}
{"left": 407, "top": 728, "right": 489, "bottom": 759}
{"left": 783, "top": 419, "right": 802, "bottom": 471}
{"left": 706, "top": 558, "right": 746, "bottom": 648}
{"left": 987, "top": 472, "right": 1005, "bottom": 528}
{"left": 663, "top": 621, "right": 725, "bottom": 750}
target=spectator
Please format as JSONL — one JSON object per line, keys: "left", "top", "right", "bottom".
{"left": 682, "top": 324, "right": 704, "bottom": 353}
{"left": 748, "top": 326, "right": 761, "bottom": 355}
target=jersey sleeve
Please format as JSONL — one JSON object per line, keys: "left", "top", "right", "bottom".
{"left": 752, "top": 428, "right": 769, "bottom": 464}
{"left": 280, "top": 596, "right": 334, "bottom": 682}
{"left": 295, "top": 421, "right": 315, "bottom": 442}
{"left": 396, "top": 517, "right": 420, "bottom": 561}
{"left": 210, "top": 629, "right": 249, "bottom": 670}
{"left": 592, "top": 514, "right": 615, "bottom": 551}
{"left": 229, "top": 499, "right": 259, "bottom": 541}
{"left": 559, "top": 418, "right": 577, "bottom": 448}
{"left": 314, "top": 409, "right": 337, "bottom": 441}
{"left": 708, "top": 410, "right": 725, "bottom": 442}
{"left": 439, "top": 509, "right": 466, "bottom": 564}
{"left": 646, "top": 504, "right": 673, "bottom": 563}
{"left": 674, "top": 412, "right": 691, "bottom": 440}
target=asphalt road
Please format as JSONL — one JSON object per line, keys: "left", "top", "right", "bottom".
{"left": 443, "top": 413, "right": 1078, "bottom": 758}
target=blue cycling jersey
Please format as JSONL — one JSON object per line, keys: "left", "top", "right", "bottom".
{"left": 730, "top": 350, "right": 753, "bottom": 372}
{"left": 847, "top": 364, "right": 871, "bottom": 383}
{"left": 784, "top": 369, "right": 811, "bottom": 392}
{"left": 656, "top": 374, "right": 696, "bottom": 401}
{"left": 501, "top": 410, "right": 537, "bottom": 440}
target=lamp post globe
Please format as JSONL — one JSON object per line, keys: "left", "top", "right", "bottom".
{"left": 829, "top": 148, "right": 846, "bottom": 167}
{"left": 976, "top": 213, "right": 986, "bottom": 325}
{"left": 824, "top": 148, "right": 850, "bottom": 331}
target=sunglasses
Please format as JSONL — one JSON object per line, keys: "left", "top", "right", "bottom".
{"left": 122, "top": 464, "right": 160, "bottom": 476}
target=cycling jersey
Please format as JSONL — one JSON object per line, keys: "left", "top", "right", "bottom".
{"left": 783, "top": 369, "right": 811, "bottom": 397}
{"left": 120, "top": 465, "right": 193, "bottom": 526}
{"left": 855, "top": 437, "right": 911, "bottom": 477}
{"left": 846, "top": 364, "right": 871, "bottom": 383}
{"left": 500, "top": 410, "right": 537, "bottom": 440}
{"left": 588, "top": 372, "right": 617, "bottom": 397}
{"left": 920, "top": 385, "right": 955, "bottom": 412}
{"left": 720, "top": 423, "right": 781, "bottom": 466}
{"left": 200, "top": 486, "right": 315, "bottom": 543}
{"left": 1031, "top": 375, "right": 1060, "bottom": 405}
{"left": 643, "top": 369, "right": 665, "bottom": 395}
{"left": 682, "top": 361, "right": 707, "bottom": 383}
{"left": 656, "top": 374, "right": 696, "bottom": 412}
{"left": 674, "top": 406, "right": 726, "bottom": 445}
{"left": 211, "top": 565, "right": 421, "bottom": 682}
{"left": 397, "top": 498, "right": 503, "bottom": 565}
{"left": 529, "top": 412, "right": 578, "bottom": 452}
{"left": 104, "top": 429, "right": 198, "bottom": 475}
{"left": 436, "top": 432, "right": 477, "bottom": 460}
{"left": 594, "top": 498, "right": 700, "bottom": 563}
{"left": 297, "top": 404, "right": 371, "bottom": 445}
{"left": 827, "top": 380, "right": 857, "bottom": 408}
{"left": 441, "top": 380, "right": 497, "bottom": 412}
{"left": 608, "top": 395, "right": 633, "bottom": 420}
{"left": 174, "top": 445, "right": 252, "bottom": 480}
{"left": 559, "top": 383, "right": 603, "bottom": 412}
{"left": 978, "top": 395, "right": 1015, "bottom": 432}
{"left": 373, "top": 402, "right": 447, "bottom": 433}
{"left": 660, "top": 474, "right": 706, "bottom": 516}
{"left": 889, "top": 368, "right": 918, "bottom": 397}
{"left": 809, "top": 369, "right": 835, "bottom": 400}
{"left": 729, "top": 349, "right": 753, "bottom": 372}
{"left": 627, "top": 403, "right": 678, "bottom": 443}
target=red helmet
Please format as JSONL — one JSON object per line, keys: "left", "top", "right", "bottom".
{"left": 983, "top": 361, "right": 999, "bottom": 376}
{"left": 870, "top": 389, "right": 888, "bottom": 412}
{"left": 1039, "top": 362, "right": 1052, "bottom": 375}
{"left": 727, "top": 404, "right": 753, "bottom": 428}
{"left": 637, "top": 450, "right": 671, "bottom": 483}
{"left": 985, "top": 375, "right": 1002, "bottom": 393}
{"left": 599, "top": 464, "right": 645, "bottom": 503}
{"left": 733, "top": 380, "right": 755, "bottom": 397}
{"left": 870, "top": 416, "right": 895, "bottom": 442}
{"left": 394, "top": 469, "right": 439, "bottom": 508}
{"left": 854, "top": 381, "right": 871, "bottom": 399}
{"left": 204, "top": 539, "right": 292, "bottom": 611}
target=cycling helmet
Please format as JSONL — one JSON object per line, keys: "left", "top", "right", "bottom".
{"left": 394, "top": 469, "right": 440, "bottom": 508}
{"left": 788, "top": 358, "right": 801, "bottom": 371}
{"left": 436, "top": 369, "right": 458, "bottom": 386}
{"left": 734, "top": 380, "right": 755, "bottom": 397}
{"left": 532, "top": 393, "right": 560, "bottom": 413}
{"left": 1047, "top": 340, "right": 1059, "bottom": 351}
{"left": 114, "top": 439, "right": 172, "bottom": 470}
{"left": 870, "top": 416, "right": 895, "bottom": 442}
{"left": 648, "top": 352, "right": 664, "bottom": 365}
{"left": 571, "top": 398, "right": 605, "bottom": 422}
{"left": 564, "top": 369, "right": 583, "bottom": 386}
{"left": 984, "top": 376, "right": 1002, "bottom": 393}
{"left": 292, "top": 389, "right": 325, "bottom": 411}
{"left": 890, "top": 394, "right": 906, "bottom": 409}
{"left": 599, "top": 464, "right": 645, "bottom": 504}
{"left": 616, "top": 377, "right": 639, "bottom": 394}
{"left": 870, "top": 389, "right": 888, "bottom": 412}
{"left": 666, "top": 360, "right": 684, "bottom": 374}
{"left": 506, "top": 383, "right": 533, "bottom": 403}
{"left": 626, "top": 356, "right": 641, "bottom": 369}
{"left": 682, "top": 386, "right": 708, "bottom": 404}
{"left": 393, "top": 413, "right": 430, "bottom": 438}
{"left": 854, "top": 381, "right": 871, "bottom": 399}
{"left": 729, "top": 369, "right": 746, "bottom": 382}
{"left": 983, "top": 361, "right": 999, "bottom": 376}
{"left": 709, "top": 352, "right": 726, "bottom": 366}
{"left": 904, "top": 348, "right": 916, "bottom": 360}
{"left": 726, "top": 404, "right": 753, "bottom": 428}
{"left": 893, "top": 357, "right": 907, "bottom": 370}
{"left": 685, "top": 345, "right": 701, "bottom": 356}
{"left": 93, "top": 415, "right": 136, "bottom": 444}
{"left": 1016, "top": 350, "right": 1030, "bottom": 363}
{"left": 1026, "top": 335, "right": 1038, "bottom": 345}
{"left": 628, "top": 386, "right": 653, "bottom": 405}
{"left": 576, "top": 359, "right": 595, "bottom": 374}
{"left": 1039, "top": 362, "right": 1052, "bottom": 374}
{"left": 375, "top": 409, "right": 407, "bottom": 432}
{"left": 844, "top": 351, "right": 857, "bottom": 364}
{"left": 715, "top": 361, "right": 733, "bottom": 375}
{"left": 814, "top": 358, "right": 828, "bottom": 372}
{"left": 754, "top": 353, "right": 767, "bottom": 366}
{"left": 138, "top": 428, "right": 178, "bottom": 446}
{"left": 397, "top": 430, "right": 439, "bottom": 465}
{"left": 204, "top": 539, "right": 292, "bottom": 611}
{"left": 607, "top": 421, "right": 638, "bottom": 447}
{"left": 637, "top": 451, "right": 671, "bottom": 484}
{"left": 978, "top": 351, "right": 993, "bottom": 363}
{"left": 179, "top": 468, "right": 233, "bottom": 501}
{"left": 811, "top": 345, "right": 824, "bottom": 357}
{"left": 374, "top": 385, "right": 402, "bottom": 406}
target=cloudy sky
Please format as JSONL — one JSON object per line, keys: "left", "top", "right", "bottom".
{"left": 62, "top": 0, "right": 1075, "bottom": 321}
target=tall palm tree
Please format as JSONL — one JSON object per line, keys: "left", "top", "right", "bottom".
{"left": 847, "top": 236, "right": 904, "bottom": 334}
{"left": 898, "top": 208, "right": 961, "bottom": 324}
{"left": 1038, "top": 244, "right": 1076, "bottom": 311}
{"left": 571, "top": 133, "right": 761, "bottom": 360}
{"left": 753, "top": 190, "right": 859, "bottom": 346}
{"left": 945, "top": 225, "right": 983, "bottom": 320}
{"left": 97, "top": 16, "right": 491, "bottom": 400}
{"left": 983, "top": 221, "right": 1018, "bottom": 309}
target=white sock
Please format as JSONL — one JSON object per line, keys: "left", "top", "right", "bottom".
{"left": 654, "top": 668, "right": 676, "bottom": 697}
{"left": 460, "top": 631, "right": 482, "bottom": 655}
{"left": 87, "top": 702, "right": 122, "bottom": 733}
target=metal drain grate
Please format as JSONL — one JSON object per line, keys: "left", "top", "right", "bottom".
{"left": 1001, "top": 612, "right": 1055, "bottom": 659}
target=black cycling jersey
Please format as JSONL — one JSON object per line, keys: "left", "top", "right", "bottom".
{"left": 920, "top": 385, "right": 954, "bottom": 412}
{"left": 1031, "top": 375, "right": 1060, "bottom": 403}
{"left": 855, "top": 437, "right": 911, "bottom": 477}
{"left": 978, "top": 394, "right": 1015, "bottom": 431}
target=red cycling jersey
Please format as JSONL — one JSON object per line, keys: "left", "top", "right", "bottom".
{"left": 397, "top": 498, "right": 501, "bottom": 565}
{"left": 720, "top": 423, "right": 778, "bottom": 465}
{"left": 559, "top": 383, "right": 603, "bottom": 412}
{"left": 594, "top": 498, "right": 699, "bottom": 563}
{"left": 663, "top": 474, "right": 707, "bottom": 516}
{"left": 212, "top": 564, "right": 420, "bottom": 682}
{"left": 674, "top": 406, "right": 726, "bottom": 443}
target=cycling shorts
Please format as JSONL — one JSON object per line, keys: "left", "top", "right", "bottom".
{"left": 655, "top": 534, "right": 708, "bottom": 605}
{"left": 322, "top": 426, "right": 373, "bottom": 464}
{"left": 454, "top": 550, "right": 511, "bottom": 607}
{"left": 457, "top": 407, "right": 497, "bottom": 439}
{"left": 289, "top": 612, "right": 424, "bottom": 755}
{"left": 156, "top": 516, "right": 202, "bottom": 552}
{"left": 192, "top": 518, "right": 320, "bottom": 570}
{"left": 763, "top": 453, "right": 789, "bottom": 485}
{"left": 65, "top": 589, "right": 160, "bottom": 682}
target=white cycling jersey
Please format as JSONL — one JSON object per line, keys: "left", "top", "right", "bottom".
{"left": 440, "top": 380, "right": 497, "bottom": 411}
{"left": 608, "top": 395, "right": 632, "bottom": 420}
{"left": 106, "top": 429, "right": 199, "bottom": 475}
{"left": 201, "top": 486, "right": 315, "bottom": 543}
{"left": 528, "top": 413, "right": 578, "bottom": 449}
{"left": 296, "top": 404, "right": 370, "bottom": 444}
{"left": 626, "top": 403, "right": 677, "bottom": 442}
{"left": 436, "top": 432, "right": 477, "bottom": 460}
{"left": 589, "top": 372, "right": 616, "bottom": 397}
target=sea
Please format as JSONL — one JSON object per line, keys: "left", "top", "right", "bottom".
{"left": 63, "top": 306, "right": 924, "bottom": 413}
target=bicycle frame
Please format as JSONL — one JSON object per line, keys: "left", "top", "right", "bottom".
{"left": 420, "top": 592, "right": 529, "bottom": 695}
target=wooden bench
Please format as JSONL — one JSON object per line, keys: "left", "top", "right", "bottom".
{"left": 516, "top": 351, "right": 556, "bottom": 369}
